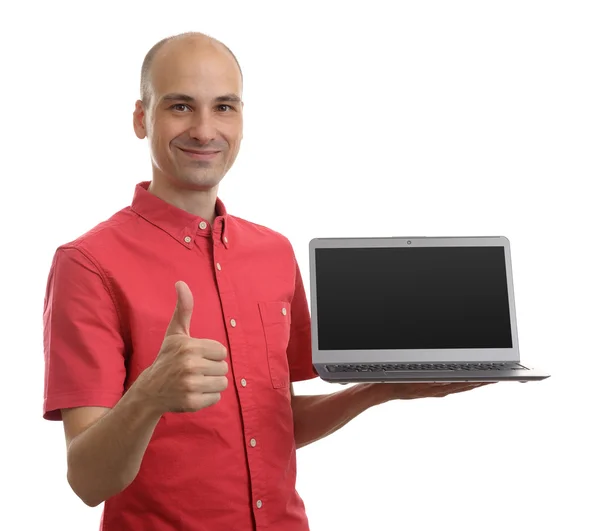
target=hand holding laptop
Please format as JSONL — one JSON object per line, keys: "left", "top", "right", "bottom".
{"left": 379, "top": 381, "right": 493, "bottom": 401}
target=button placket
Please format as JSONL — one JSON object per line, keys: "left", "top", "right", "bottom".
{"left": 212, "top": 248, "right": 265, "bottom": 517}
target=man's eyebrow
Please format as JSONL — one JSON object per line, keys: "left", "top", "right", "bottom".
{"left": 161, "top": 93, "right": 242, "bottom": 104}
{"left": 161, "top": 93, "right": 195, "bottom": 103}
{"left": 214, "top": 93, "right": 242, "bottom": 104}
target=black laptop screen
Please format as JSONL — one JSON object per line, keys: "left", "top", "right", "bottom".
{"left": 314, "top": 246, "right": 513, "bottom": 350}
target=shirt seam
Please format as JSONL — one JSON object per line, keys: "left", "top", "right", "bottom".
{"left": 45, "top": 390, "right": 124, "bottom": 401}
{"left": 61, "top": 244, "right": 127, "bottom": 345}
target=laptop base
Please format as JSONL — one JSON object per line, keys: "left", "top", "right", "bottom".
{"left": 316, "top": 366, "right": 550, "bottom": 383}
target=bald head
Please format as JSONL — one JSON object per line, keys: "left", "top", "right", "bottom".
{"left": 133, "top": 31, "right": 244, "bottom": 196}
{"left": 140, "top": 32, "right": 243, "bottom": 107}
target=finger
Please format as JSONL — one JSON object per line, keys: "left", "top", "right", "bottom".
{"left": 199, "top": 392, "right": 222, "bottom": 408}
{"left": 178, "top": 392, "right": 223, "bottom": 412}
{"left": 442, "top": 382, "right": 489, "bottom": 393}
{"left": 165, "top": 281, "right": 194, "bottom": 337}
{"left": 189, "top": 375, "right": 228, "bottom": 393}
{"left": 202, "top": 375, "right": 229, "bottom": 393}
{"left": 191, "top": 340, "right": 228, "bottom": 362}
{"left": 201, "top": 360, "right": 229, "bottom": 377}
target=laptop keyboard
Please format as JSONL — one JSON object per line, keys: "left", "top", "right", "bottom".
{"left": 326, "top": 362, "right": 516, "bottom": 373}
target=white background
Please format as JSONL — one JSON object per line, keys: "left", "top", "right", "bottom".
{"left": 1, "top": 1, "right": 598, "bottom": 529}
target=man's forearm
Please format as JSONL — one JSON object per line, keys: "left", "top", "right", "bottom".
{"left": 291, "top": 383, "right": 391, "bottom": 449}
{"left": 67, "top": 383, "right": 163, "bottom": 507}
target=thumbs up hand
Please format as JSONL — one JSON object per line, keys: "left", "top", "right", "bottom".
{"left": 136, "top": 281, "right": 229, "bottom": 414}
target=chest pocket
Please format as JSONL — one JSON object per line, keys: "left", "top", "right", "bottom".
{"left": 258, "top": 301, "right": 292, "bottom": 389}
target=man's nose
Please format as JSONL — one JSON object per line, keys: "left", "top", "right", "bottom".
{"left": 188, "top": 110, "right": 217, "bottom": 143}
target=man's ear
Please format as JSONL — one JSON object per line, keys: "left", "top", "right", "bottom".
{"left": 133, "top": 100, "right": 147, "bottom": 140}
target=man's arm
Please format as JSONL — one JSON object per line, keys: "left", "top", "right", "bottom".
{"left": 290, "top": 382, "right": 488, "bottom": 449}
{"left": 44, "top": 247, "right": 164, "bottom": 507}
{"left": 62, "top": 281, "right": 229, "bottom": 507}
{"left": 63, "top": 385, "right": 163, "bottom": 507}
{"left": 290, "top": 383, "right": 390, "bottom": 449}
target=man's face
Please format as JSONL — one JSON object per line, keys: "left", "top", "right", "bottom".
{"left": 134, "top": 40, "right": 243, "bottom": 191}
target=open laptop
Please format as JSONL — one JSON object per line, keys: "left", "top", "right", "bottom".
{"left": 308, "top": 236, "right": 550, "bottom": 383}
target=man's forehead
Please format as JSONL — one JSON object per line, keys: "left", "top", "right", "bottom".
{"left": 150, "top": 38, "right": 241, "bottom": 99}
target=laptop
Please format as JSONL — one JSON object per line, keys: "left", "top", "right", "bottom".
{"left": 308, "top": 236, "right": 550, "bottom": 383}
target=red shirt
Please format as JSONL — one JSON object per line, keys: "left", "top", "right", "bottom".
{"left": 43, "top": 181, "right": 318, "bottom": 530}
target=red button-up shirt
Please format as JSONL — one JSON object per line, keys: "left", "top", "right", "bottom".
{"left": 43, "top": 181, "right": 318, "bottom": 530}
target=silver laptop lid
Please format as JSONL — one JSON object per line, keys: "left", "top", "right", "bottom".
{"left": 309, "top": 236, "right": 521, "bottom": 364}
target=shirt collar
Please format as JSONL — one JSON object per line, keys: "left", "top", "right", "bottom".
{"left": 130, "top": 181, "right": 230, "bottom": 249}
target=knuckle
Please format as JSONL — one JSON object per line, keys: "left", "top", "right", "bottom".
{"left": 200, "top": 343, "right": 214, "bottom": 358}
{"left": 177, "top": 337, "right": 194, "bottom": 353}
{"left": 181, "top": 376, "right": 196, "bottom": 392}
{"left": 181, "top": 356, "right": 197, "bottom": 373}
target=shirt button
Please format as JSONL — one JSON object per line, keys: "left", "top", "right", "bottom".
{"left": 241, "top": 378, "right": 247, "bottom": 387}
{"left": 184, "top": 236, "right": 192, "bottom": 243}
{"left": 216, "top": 262, "right": 222, "bottom": 271}
{"left": 250, "top": 438, "right": 257, "bottom": 447}
{"left": 256, "top": 500, "right": 263, "bottom": 509}
{"left": 199, "top": 221, "right": 207, "bottom": 230}
{"left": 230, "top": 319, "right": 237, "bottom": 327}
{"left": 223, "top": 236, "right": 229, "bottom": 244}
{"left": 281, "top": 307, "right": 287, "bottom": 316}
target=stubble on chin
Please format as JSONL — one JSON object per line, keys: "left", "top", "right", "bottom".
{"left": 174, "top": 167, "right": 224, "bottom": 191}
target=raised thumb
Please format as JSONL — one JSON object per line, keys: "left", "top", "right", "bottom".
{"left": 165, "top": 280, "right": 194, "bottom": 337}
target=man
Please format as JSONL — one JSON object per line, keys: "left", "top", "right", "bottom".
{"left": 42, "top": 32, "right": 486, "bottom": 530}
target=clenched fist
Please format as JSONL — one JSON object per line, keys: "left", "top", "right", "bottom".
{"left": 137, "top": 281, "right": 229, "bottom": 414}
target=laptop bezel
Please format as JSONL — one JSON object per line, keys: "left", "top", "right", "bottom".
{"left": 308, "top": 236, "right": 521, "bottom": 365}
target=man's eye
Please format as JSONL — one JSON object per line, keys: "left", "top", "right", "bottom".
{"left": 217, "top": 104, "right": 233, "bottom": 112}
{"left": 172, "top": 104, "right": 191, "bottom": 112}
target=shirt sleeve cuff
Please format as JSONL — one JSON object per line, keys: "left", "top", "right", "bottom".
{"left": 43, "top": 391, "right": 123, "bottom": 421}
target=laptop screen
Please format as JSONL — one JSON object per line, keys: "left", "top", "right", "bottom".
{"left": 314, "top": 246, "right": 513, "bottom": 350}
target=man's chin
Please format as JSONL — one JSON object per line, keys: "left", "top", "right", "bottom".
{"left": 176, "top": 173, "right": 223, "bottom": 191}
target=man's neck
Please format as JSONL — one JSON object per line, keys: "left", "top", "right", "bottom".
{"left": 148, "top": 178, "right": 219, "bottom": 225}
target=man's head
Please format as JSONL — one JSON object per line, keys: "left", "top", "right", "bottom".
{"left": 133, "top": 32, "right": 243, "bottom": 192}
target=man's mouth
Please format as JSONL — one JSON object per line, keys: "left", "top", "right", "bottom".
{"left": 178, "top": 147, "right": 221, "bottom": 160}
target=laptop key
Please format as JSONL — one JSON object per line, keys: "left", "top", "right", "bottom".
{"left": 325, "top": 363, "right": 510, "bottom": 373}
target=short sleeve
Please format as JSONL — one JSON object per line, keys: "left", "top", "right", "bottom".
{"left": 42, "top": 246, "right": 126, "bottom": 420}
{"left": 287, "top": 258, "right": 319, "bottom": 382}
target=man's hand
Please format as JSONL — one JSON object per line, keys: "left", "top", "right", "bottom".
{"left": 381, "top": 381, "right": 493, "bottom": 401}
{"left": 136, "top": 281, "right": 229, "bottom": 414}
